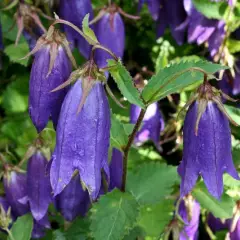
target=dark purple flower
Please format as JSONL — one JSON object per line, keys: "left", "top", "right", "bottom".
{"left": 130, "top": 102, "right": 164, "bottom": 150}
{"left": 157, "top": 0, "right": 186, "bottom": 45}
{"left": 138, "top": 0, "right": 160, "bottom": 20}
{"left": 54, "top": 174, "right": 90, "bottom": 221}
{"left": 26, "top": 152, "right": 52, "bottom": 221}
{"left": 178, "top": 100, "right": 239, "bottom": 198}
{"left": 29, "top": 42, "right": 72, "bottom": 133}
{"left": 109, "top": 148, "right": 123, "bottom": 191}
{"left": 3, "top": 172, "right": 29, "bottom": 217}
{"left": 59, "top": 0, "right": 93, "bottom": 58}
{"left": 32, "top": 214, "right": 51, "bottom": 239}
{"left": 94, "top": 12, "right": 125, "bottom": 68}
{"left": 22, "top": 28, "right": 43, "bottom": 51}
{"left": 207, "top": 213, "right": 230, "bottom": 233}
{"left": 50, "top": 79, "right": 110, "bottom": 200}
{"left": 178, "top": 198, "right": 200, "bottom": 240}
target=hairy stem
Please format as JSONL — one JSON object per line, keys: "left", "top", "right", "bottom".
{"left": 121, "top": 108, "right": 146, "bottom": 192}
{"left": 6, "top": 229, "right": 16, "bottom": 240}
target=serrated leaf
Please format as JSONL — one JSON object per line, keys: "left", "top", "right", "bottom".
{"left": 108, "top": 59, "right": 145, "bottom": 108}
{"left": 90, "top": 189, "right": 139, "bottom": 240}
{"left": 8, "top": 214, "right": 33, "bottom": 240}
{"left": 142, "top": 60, "right": 227, "bottom": 104}
{"left": 127, "top": 162, "right": 179, "bottom": 204}
{"left": 138, "top": 199, "right": 174, "bottom": 237}
{"left": 192, "top": 182, "right": 234, "bottom": 219}
{"left": 110, "top": 114, "right": 129, "bottom": 150}
{"left": 4, "top": 43, "right": 29, "bottom": 66}
{"left": 192, "top": 0, "right": 228, "bottom": 20}
{"left": 82, "top": 14, "right": 98, "bottom": 45}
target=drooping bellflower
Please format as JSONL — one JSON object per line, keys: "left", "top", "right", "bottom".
{"left": 3, "top": 172, "right": 29, "bottom": 217}
{"left": 54, "top": 174, "right": 90, "bottom": 221}
{"left": 156, "top": 0, "right": 186, "bottom": 45}
{"left": 178, "top": 196, "right": 200, "bottom": 240}
{"left": 58, "top": 0, "right": 94, "bottom": 58}
{"left": 94, "top": 6, "right": 125, "bottom": 68}
{"left": 181, "top": 0, "right": 225, "bottom": 57}
{"left": 178, "top": 81, "right": 239, "bottom": 199}
{"left": 28, "top": 26, "right": 74, "bottom": 132}
{"left": 130, "top": 102, "right": 164, "bottom": 150}
{"left": 50, "top": 65, "right": 110, "bottom": 200}
{"left": 26, "top": 152, "right": 52, "bottom": 221}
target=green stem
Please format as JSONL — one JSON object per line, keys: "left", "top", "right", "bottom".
{"left": 121, "top": 108, "right": 146, "bottom": 192}
{"left": 5, "top": 228, "right": 15, "bottom": 240}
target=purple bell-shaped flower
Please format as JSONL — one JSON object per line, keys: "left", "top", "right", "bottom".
{"left": 58, "top": 0, "right": 94, "bottom": 58}
{"left": 94, "top": 5, "right": 125, "bottom": 68}
{"left": 27, "top": 26, "right": 75, "bottom": 133}
{"left": 3, "top": 171, "right": 29, "bottom": 217}
{"left": 178, "top": 196, "right": 200, "bottom": 240}
{"left": 178, "top": 81, "right": 239, "bottom": 199}
{"left": 54, "top": 174, "right": 90, "bottom": 221}
{"left": 26, "top": 151, "right": 52, "bottom": 221}
{"left": 207, "top": 213, "right": 230, "bottom": 233}
{"left": 50, "top": 64, "right": 110, "bottom": 200}
{"left": 130, "top": 102, "right": 164, "bottom": 150}
{"left": 32, "top": 214, "right": 51, "bottom": 239}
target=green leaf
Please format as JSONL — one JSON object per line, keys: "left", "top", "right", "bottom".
{"left": 138, "top": 199, "right": 174, "bottom": 237}
{"left": 225, "top": 105, "right": 240, "bottom": 125}
{"left": 110, "top": 114, "right": 129, "bottom": 150}
{"left": 142, "top": 60, "right": 227, "bottom": 104}
{"left": 2, "top": 76, "right": 29, "bottom": 114}
{"left": 4, "top": 43, "right": 29, "bottom": 66}
{"left": 53, "top": 230, "right": 66, "bottom": 240}
{"left": 192, "top": 0, "right": 228, "bottom": 20}
{"left": 108, "top": 59, "right": 145, "bottom": 108}
{"left": 90, "top": 189, "right": 139, "bottom": 240}
{"left": 8, "top": 214, "right": 33, "bottom": 240}
{"left": 192, "top": 182, "right": 235, "bottom": 219}
{"left": 127, "top": 162, "right": 179, "bottom": 204}
{"left": 227, "top": 39, "right": 240, "bottom": 54}
{"left": 82, "top": 14, "right": 98, "bottom": 45}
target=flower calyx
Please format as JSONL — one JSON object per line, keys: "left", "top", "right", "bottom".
{"left": 21, "top": 25, "right": 77, "bottom": 76}
{"left": 0, "top": 205, "right": 12, "bottom": 230}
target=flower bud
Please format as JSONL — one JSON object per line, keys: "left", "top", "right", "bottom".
{"left": 94, "top": 9, "right": 125, "bottom": 68}
{"left": 130, "top": 102, "right": 164, "bottom": 150}
{"left": 109, "top": 148, "right": 123, "bottom": 191}
{"left": 50, "top": 78, "right": 110, "bottom": 200}
{"left": 3, "top": 172, "right": 29, "bottom": 217}
{"left": 178, "top": 82, "right": 239, "bottom": 198}
{"left": 28, "top": 27, "right": 74, "bottom": 132}
{"left": 54, "top": 174, "right": 90, "bottom": 221}
{"left": 58, "top": 0, "right": 94, "bottom": 58}
{"left": 26, "top": 152, "right": 52, "bottom": 221}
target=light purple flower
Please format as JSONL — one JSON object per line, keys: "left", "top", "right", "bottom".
{"left": 109, "top": 148, "right": 123, "bottom": 191}
{"left": 54, "top": 174, "right": 90, "bottom": 221}
{"left": 94, "top": 12, "right": 125, "bottom": 68}
{"left": 178, "top": 100, "right": 239, "bottom": 199}
{"left": 26, "top": 152, "right": 52, "bottom": 221}
{"left": 29, "top": 45, "right": 71, "bottom": 133}
{"left": 130, "top": 102, "right": 164, "bottom": 150}
{"left": 50, "top": 79, "right": 110, "bottom": 200}
{"left": 58, "top": 0, "right": 93, "bottom": 58}
{"left": 3, "top": 172, "right": 29, "bottom": 217}
{"left": 178, "top": 198, "right": 200, "bottom": 240}
{"left": 230, "top": 219, "right": 240, "bottom": 240}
